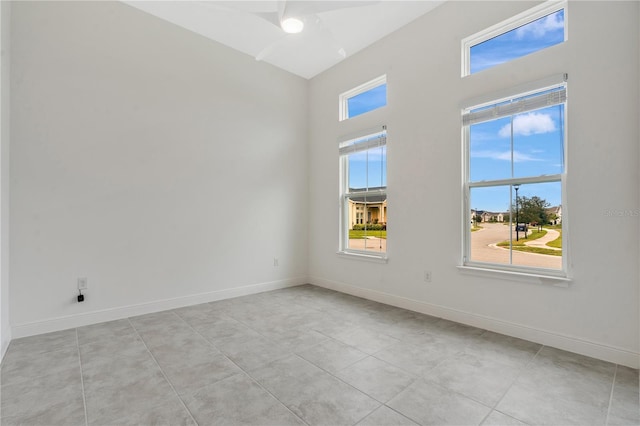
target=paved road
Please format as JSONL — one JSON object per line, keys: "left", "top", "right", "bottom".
{"left": 348, "top": 223, "right": 561, "bottom": 270}
{"left": 470, "top": 222, "right": 562, "bottom": 269}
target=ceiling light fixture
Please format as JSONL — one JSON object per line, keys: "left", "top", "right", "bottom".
{"left": 281, "top": 17, "right": 304, "bottom": 34}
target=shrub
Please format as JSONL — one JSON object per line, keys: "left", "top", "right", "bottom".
{"left": 352, "top": 223, "right": 386, "bottom": 231}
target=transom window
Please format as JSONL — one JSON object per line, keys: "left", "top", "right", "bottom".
{"left": 462, "top": 1, "right": 567, "bottom": 76}
{"left": 339, "top": 127, "right": 387, "bottom": 257}
{"left": 339, "top": 75, "right": 387, "bottom": 121}
{"left": 463, "top": 77, "right": 567, "bottom": 276}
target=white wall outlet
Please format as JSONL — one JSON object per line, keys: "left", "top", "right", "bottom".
{"left": 78, "top": 277, "right": 88, "bottom": 290}
{"left": 424, "top": 271, "right": 432, "bottom": 283}
{"left": 273, "top": 258, "right": 279, "bottom": 267}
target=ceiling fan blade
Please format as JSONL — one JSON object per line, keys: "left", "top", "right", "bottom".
{"left": 255, "top": 34, "right": 290, "bottom": 61}
{"left": 253, "top": 11, "right": 281, "bottom": 28}
{"left": 305, "top": 15, "right": 347, "bottom": 59}
{"left": 277, "top": 0, "right": 287, "bottom": 22}
{"left": 285, "top": 1, "right": 379, "bottom": 17}
{"left": 198, "top": 1, "right": 281, "bottom": 29}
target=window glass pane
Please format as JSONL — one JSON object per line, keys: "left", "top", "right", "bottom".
{"left": 469, "top": 116, "right": 512, "bottom": 182}
{"left": 470, "top": 183, "right": 562, "bottom": 269}
{"left": 367, "top": 145, "right": 387, "bottom": 189}
{"left": 348, "top": 150, "right": 368, "bottom": 191}
{"left": 470, "top": 9, "right": 565, "bottom": 74}
{"left": 348, "top": 145, "right": 387, "bottom": 191}
{"left": 347, "top": 195, "right": 387, "bottom": 253}
{"left": 513, "top": 104, "right": 564, "bottom": 178}
{"left": 347, "top": 83, "right": 387, "bottom": 119}
{"left": 470, "top": 185, "right": 512, "bottom": 265}
{"left": 512, "top": 181, "right": 562, "bottom": 269}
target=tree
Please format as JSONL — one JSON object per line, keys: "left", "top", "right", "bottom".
{"left": 513, "top": 195, "right": 550, "bottom": 225}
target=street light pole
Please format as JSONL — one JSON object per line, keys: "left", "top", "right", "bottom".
{"left": 514, "top": 184, "right": 520, "bottom": 241}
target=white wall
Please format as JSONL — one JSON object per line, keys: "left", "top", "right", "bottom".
{"left": 10, "top": 1, "right": 308, "bottom": 336}
{"left": 1, "top": 0, "right": 11, "bottom": 359}
{"left": 308, "top": 1, "right": 639, "bottom": 367}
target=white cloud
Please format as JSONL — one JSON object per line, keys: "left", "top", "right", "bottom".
{"left": 498, "top": 112, "right": 557, "bottom": 137}
{"left": 515, "top": 13, "right": 564, "bottom": 39}
{"left": 472, "top": 150, "right": 540, "bottom": 163}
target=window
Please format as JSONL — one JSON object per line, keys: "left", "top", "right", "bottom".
{"left": 463, "top": 77, "right": 567, "bottom": 275}
{"left": 462, "top": 1, "right": 566, "bottom": 76}
{"left": 339, "top": 75, "right": 387, "bottom": 121}
{"left": 339, "top": 127, "right": 387, "bottom": 257}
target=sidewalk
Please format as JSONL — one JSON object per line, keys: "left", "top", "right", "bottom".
{"left": 470, "top": 222, "right": 561, "bottom": 269}
{"left": 524, "top": 228, "right": 561, "bottom": 250}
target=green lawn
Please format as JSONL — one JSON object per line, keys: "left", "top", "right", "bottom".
{"left": 511, "top": 246, "right": 562, "bottom": 256}
{"left": 497, "top": 229, "right": 547, "bottom": 247}
{"left": 496, "top": 228, "right": 562, "bottom": 256}
{"left": 349, "top": 230, "right": 387, "bottom": 239}
{"left": 471, "top": 226, "right": 482, "bottom": 232}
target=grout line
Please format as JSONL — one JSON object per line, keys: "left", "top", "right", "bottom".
{"left": 75, "top": 329, "right": 89, "bottom": 426}
{"left": 478, "top": 344, "right": 545, "bottom": 425}
{"left": 605, "top": 364, "right": 619, "bottom": 426}
{"left": 235, "top": 357, "right": 311, "bottom": 426}
{"left": 193, "top": 309, "right": 396, "bottom": 425}
{"left": 172, "top": 310, "right": 310, "bottom": 426}
{"left": 127, "top": 318, "right": 200, "bottom": 426}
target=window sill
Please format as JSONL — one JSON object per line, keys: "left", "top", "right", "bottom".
{"left": 337, "top": 251, "right": 388, "bottom": 264}
{"left": 457, "top": 265, "right": 571, "bottom": 287}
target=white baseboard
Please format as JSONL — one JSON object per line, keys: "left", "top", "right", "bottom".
{"left": 310, "top": 276, "right": 640, "bottom": 369}
{"left": 11, "top": 277, "right": 306, "bottom": 339}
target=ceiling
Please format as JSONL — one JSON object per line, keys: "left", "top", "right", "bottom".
{"left": 123, "top": 1, "right": 445, "bottom": 79}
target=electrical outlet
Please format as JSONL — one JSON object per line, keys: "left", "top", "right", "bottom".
{"left": 424, "top": 271, "right": 432, "bottom": 283}
{"left": 273, "top": 258, "right": 279, "bottom": 267}
{"left": 78, "top": 277, "right": 88, "bottom": 290}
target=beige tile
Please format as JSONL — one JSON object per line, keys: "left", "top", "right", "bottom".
{"left": 356, "top": 405, "right": 419, "bottom": 426}
{"left": 1, "top": 286, "right": 631, "bottom": 426}
{"left": 108, "top": 395, "right": 196, "bottom": 426}
{"left": 481, "top": 410, "right": 527, "bottom": 425}
{"left": 497, "top": 347, "right": 615, "bottom": 425}
{"left": 5, "top": 329, "right": 77, "bottom": 358}
{"left": 335, "top": 356, "right": 416, "bottom": 403}
{"left": 297, "top": 338, "right": 368, "bottom": 373}
{"left": 184, "top": 373, "right": 305, "bottom": 426}
{"left": 1, "top": 346, "right": 79, "bottom": 387}
{"left": 423, "top": 352, "right": 523, "bottom": 406}
{"left": 387, "top": 379, "right": 491, "bottom": 425}
{"left": 608, "top": 366, "right": 639, "bottom": 425}
{"left": 1, "top": 368, "right": 85, "bottom": 426}
{"left": 252, "top": 354, "right": 380, "bottom": 425}
{"left": 331, "top": 325, "right": 400, "bottom": 354}
{"left": 77, "top": 319, "right": 137, "bottom": 346}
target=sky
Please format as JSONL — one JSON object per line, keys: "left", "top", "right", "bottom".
{"left": 345, "top": 9, "right": 565, "bottom": 212}
{"left": 469, "top": 9, "right": 565, "bottom": 212}
{"left": 470, "top": 103, "right": 564, "bottom": 212}
{"left": 348, "top": 146, "right": 387, "bottom": 191}
{"left": 348, "top": 84, "right": 387, "bottom": 119}
{"left": 470, "top": 10, "right": 565, "bottom": 74}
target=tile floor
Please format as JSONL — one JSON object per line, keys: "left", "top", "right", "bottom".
{"left": 1, "top": 284, "right": 638, "bottom": 425}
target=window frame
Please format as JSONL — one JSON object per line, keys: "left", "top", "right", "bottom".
{"left": 339, "top": 126, "right": 388, "bottom": 260}
{"left": 339, "top": 75, "right": 387, "bottom": 121}
{"left": 461, "top": 76, "right": 568, "bottom": 278}
{"left": 461, "top": 1, "right": 568, "bottom": 77}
